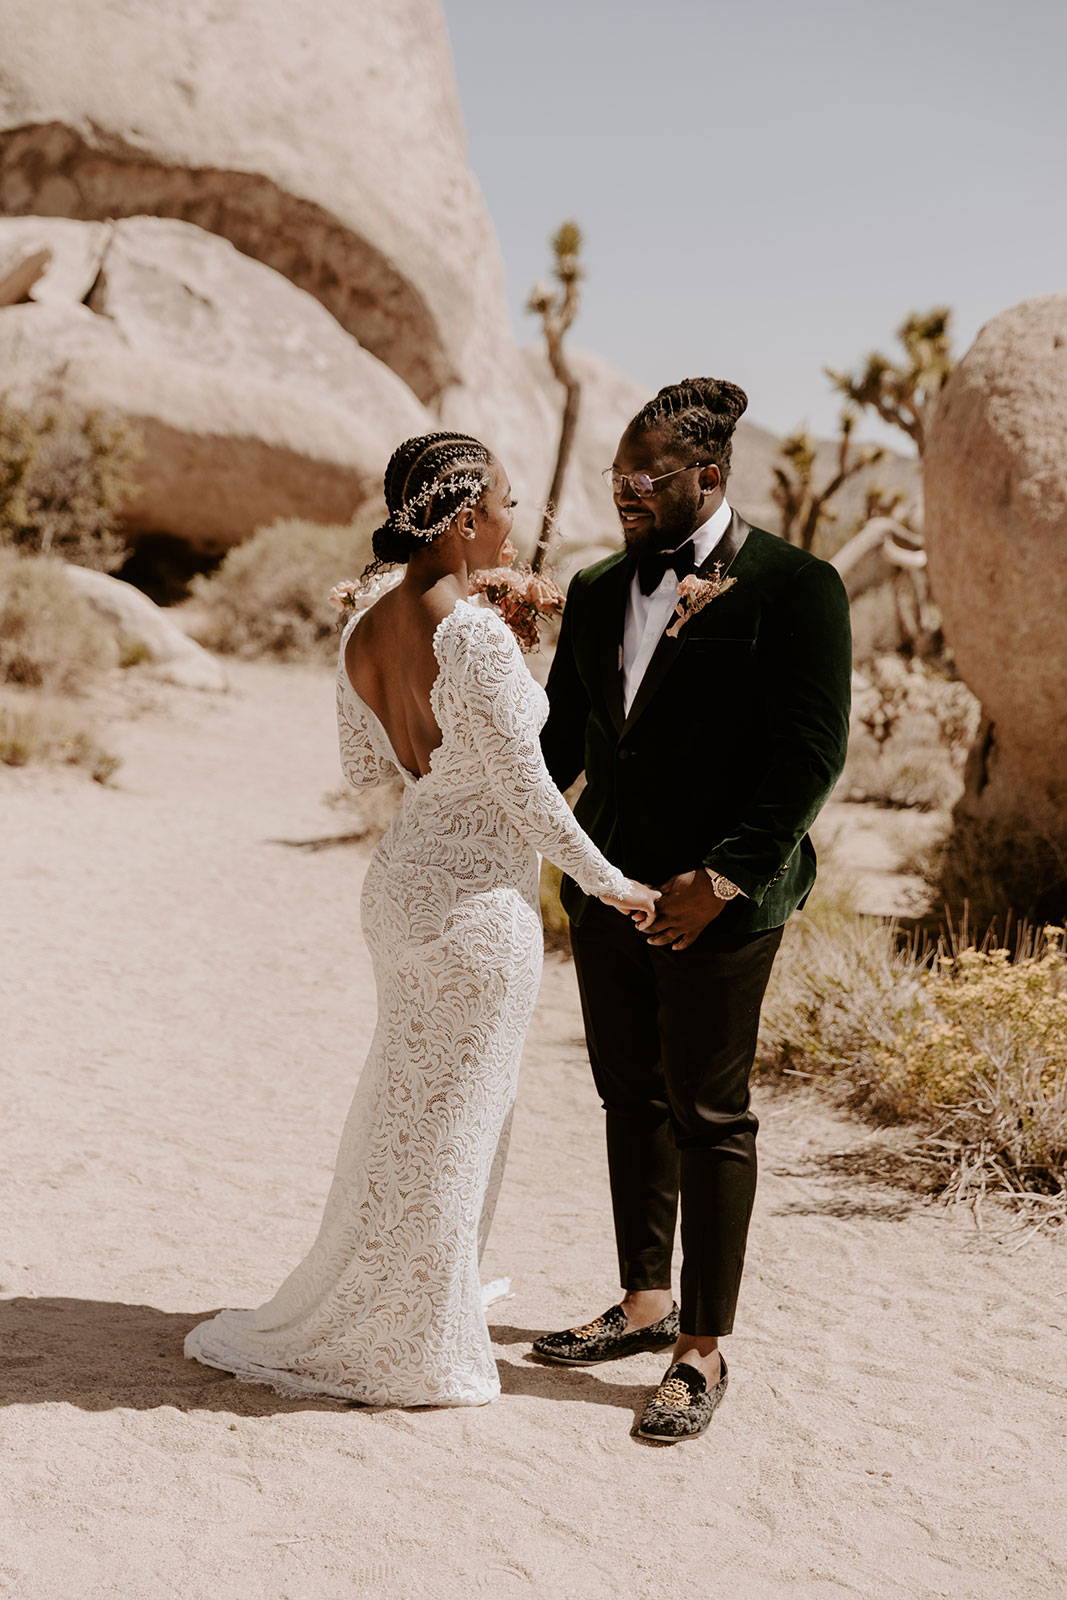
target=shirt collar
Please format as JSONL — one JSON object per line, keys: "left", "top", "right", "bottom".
{"left": 691, "top": 496, "right": 732, "bottom": 563}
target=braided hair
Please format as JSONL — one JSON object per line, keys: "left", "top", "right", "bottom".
{"left": 628, "top": 377, "right": 748, "bottom": 481}
{"left": 366, "top": 431, "right": 493, "bottom": 573}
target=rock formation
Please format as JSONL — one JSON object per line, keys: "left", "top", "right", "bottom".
{"left": 0, "top": 0, "right": 916, "bottom": 569}
{"left": 62, "top": 564, "right": 227, "bottom": 691}
{"left": 0, "top": 217, "right": 429, "bottom": 551}
{"left": 0, "top": 0, "right": 505, "bottom": 406}
{"left": 924, "top": 294, "right": 1067, "bottom": 845}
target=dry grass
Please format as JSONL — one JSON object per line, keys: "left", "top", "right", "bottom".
{"left": 0, "top": 692, "right": 120, "bottom": 782}
{"left": 191, "top": 513, "right": 381, "bottom": 661}
{"left": 759, "top": 879, "right": 1067, "bottom": 1219}
{"left": 0, "top": 549, "right": 118, "bottom": 692}
{"left": 920, "top": 819, "right": 1067, "bottom": 936}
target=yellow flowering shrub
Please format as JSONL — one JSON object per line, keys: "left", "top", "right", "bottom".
{"left": 868, "top": 933, "right": 1067, "bottom": 1183}
{"left": 760, "top": 893, "right": 1067, "bottom": 1195}
{"left": 874, "top": 935, "right": 1066, "bottom": 1108}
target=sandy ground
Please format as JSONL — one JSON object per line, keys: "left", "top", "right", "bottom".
{"left": 2, "top": 661, "right": 1065, "bottom": 1600}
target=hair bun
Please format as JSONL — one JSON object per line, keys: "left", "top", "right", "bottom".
{"left": 371, "top": 513, "right": 410, "bottom": 568}
{"left": 674, "top": 377, "right": 748, "bottom": 424}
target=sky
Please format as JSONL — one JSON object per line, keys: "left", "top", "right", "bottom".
{"left": 442, "top": 0, "right": 1066, "bottom": 449}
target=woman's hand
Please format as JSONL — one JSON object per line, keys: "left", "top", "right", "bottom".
{"left": 600, "top": 880, "right": 660, "bottom": 931}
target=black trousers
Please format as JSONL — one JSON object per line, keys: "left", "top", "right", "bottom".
{"left": 570, "top": 898, "right": 784, "bottom": 1337}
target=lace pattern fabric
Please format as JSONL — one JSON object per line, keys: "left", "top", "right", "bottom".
{"left": 185, "top": 599, "right": 627, "bottom": 1406}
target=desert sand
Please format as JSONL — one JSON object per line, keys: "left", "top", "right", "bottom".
{"left": 2, "top": 660, "right": 1064, "bottom": 1600}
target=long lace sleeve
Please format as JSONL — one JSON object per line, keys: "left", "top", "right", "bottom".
{"left": 336, "top": 676, "right": 394, "bottom": 789}
{"left": 440, "top": 608, "right": 631, "bottom": 900}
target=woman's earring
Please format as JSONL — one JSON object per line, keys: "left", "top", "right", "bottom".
{"left": 462, "top": 529, "right": 476, "bottom": 540}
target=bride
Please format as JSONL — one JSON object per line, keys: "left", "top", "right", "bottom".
{"left": 185, "top": 431, "right": 657, "bottom": 1407}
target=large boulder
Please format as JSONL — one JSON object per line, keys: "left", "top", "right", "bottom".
{"left": 0, "top": 216, "right": 430, "bottom": 552}
{"left": 924, "top": 294, "right": 1067, "bottom": 838}
{"left": 0, "top": 0, "right": 511, "bottom": 413}
{"left": 61, "top": 564, "right": 227, "bottom": 691}
{"left": 0, "top": 0, "right": 919, "bottom": 565}
{"left": 0, "top": 0, "right": 592, "bottom": 548}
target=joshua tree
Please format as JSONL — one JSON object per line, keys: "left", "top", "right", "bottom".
{"left": 770, "top": 409, "right": 884, "bottom": 553}
{"left": 825, "top": 307, "right": 954, "bottom": 456}
{"left": 527, "top": 220, "right": 583, "bottom": 573}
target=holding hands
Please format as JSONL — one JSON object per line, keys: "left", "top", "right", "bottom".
{"left": 600, "top": 880, "right": 660, "bottom": 931}
{"left": 639, "top": 869, "right": 731, "bottom": 951}
{"left": 601, "top": 867, "right": 739, "bottom": 945}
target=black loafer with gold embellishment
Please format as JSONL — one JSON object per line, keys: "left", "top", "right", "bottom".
{"left": 531, "top": 1302, "right": 680, "bottom": 1365}
{"left": 636, "top": 1356, "right": 729, "bottom": 1441}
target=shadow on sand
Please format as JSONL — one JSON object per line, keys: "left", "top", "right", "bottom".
{"left": 0, "top": 1298, "right": 653, "bottom": 1426}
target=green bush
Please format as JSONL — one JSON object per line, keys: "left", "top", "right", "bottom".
{"left": 190, "top": 512, "right": 380, "bottom": 661}
{"left": 0, "top": 548, "right": 117, "bottom": 692}
{"left": 0, "top": 398, "right": 142, "bottom": 571}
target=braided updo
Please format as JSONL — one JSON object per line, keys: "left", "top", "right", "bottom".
{"left": 628, "top": 377, "right": 749, "bottom": 481}
{"left": 368, "top": 431, "right": 494, "bottom": 571}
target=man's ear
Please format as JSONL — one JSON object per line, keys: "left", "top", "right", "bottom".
{"left": 700, "top": 464, "right": 722, "bottom": 494}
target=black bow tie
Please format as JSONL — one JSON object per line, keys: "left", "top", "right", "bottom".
{"left": 636, "top": 540, "right": 698, "bottom": 596}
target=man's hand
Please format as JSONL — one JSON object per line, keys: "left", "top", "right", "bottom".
{"left": 641, "top": 870, "right": 728, "bottom": 950}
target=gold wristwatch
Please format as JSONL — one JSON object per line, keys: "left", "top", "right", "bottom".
{"left": 704, "top": 868, "right": 743, "bottom": 901}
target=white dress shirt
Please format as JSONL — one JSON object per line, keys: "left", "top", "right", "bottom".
{"left": 619, "top": 494, "right": 744, "bottom": 900}
{"left": 622, "top": 496, "right": 732, "bottom": 716}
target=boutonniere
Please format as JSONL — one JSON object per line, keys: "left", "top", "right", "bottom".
{"left": 468, "top": 565, "right": 565, "bottom": 652}
{"left": 665, "top": 563, "right": 737, "bottom": 638}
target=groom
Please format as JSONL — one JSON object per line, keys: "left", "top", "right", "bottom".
{"left": 535, "top": 377, "right": 852, "bottom": 1441}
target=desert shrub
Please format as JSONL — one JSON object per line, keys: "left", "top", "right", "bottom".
{"left": 873, "top": 937, "right": 1067, "bottom": 1182}
{"left": 922, "top": 817, "right": 1067, "bottom": 935}
{"left": 0, "top": 398, "right": 142, "bottom": 571}
{"left": 840, "top": 741, "right": 961, "bottom": 812}
{"left": 847, "top": 580, "right": 903, "bottom": 660}
{"left": 191, "top": 512, "right": 380, "bottom": 660}
{"left": 760, "top": 886, "right": 1067, "bottom": 1203}
{"left": 0, "top": 400, "right": 36, "bottom": 529}
{"left": 0, "top": 691, "right": 120, "bottom": 782}
{"left": 0, "top": 548, "right": 117, "bottom": 692}
{"left": 840, "top": 655, "right": 980, "bottom": 812}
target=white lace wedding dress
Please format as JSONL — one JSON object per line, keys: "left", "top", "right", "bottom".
{"left": 184, "top": 597, "right": 628, "bottom": 1407}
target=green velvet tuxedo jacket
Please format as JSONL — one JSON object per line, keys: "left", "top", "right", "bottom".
{"left": 540, "top": 512, "right": 852, "bottom": 936}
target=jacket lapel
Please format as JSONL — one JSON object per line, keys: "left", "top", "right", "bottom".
{"left": 595, "top": 555, "right": 631, "bottom": 734}
{"left": 619, "top": 510, "right": 752, "bottom": 738}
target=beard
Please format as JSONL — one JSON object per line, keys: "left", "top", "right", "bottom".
{"left": 642, "top": 497, "right": 704, "bottom": 554}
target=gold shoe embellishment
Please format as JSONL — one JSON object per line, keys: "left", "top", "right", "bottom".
{"left": 653, "top": 1376, "right": 694, "bottom": 1411}
{"left": 571, "top": 1315, "right": 611, "bottom": 1340}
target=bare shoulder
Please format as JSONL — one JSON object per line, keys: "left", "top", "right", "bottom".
{"left": 345, "top": 582, "right": 466, "bottom": 688}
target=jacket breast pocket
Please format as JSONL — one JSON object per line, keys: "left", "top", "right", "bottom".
{"left": 682, "top": 636, "right": 757, "bottom": 651}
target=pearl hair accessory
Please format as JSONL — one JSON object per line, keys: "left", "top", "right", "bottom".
{"left": 392, "top": 468, "right": 487, "bottom": 543}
